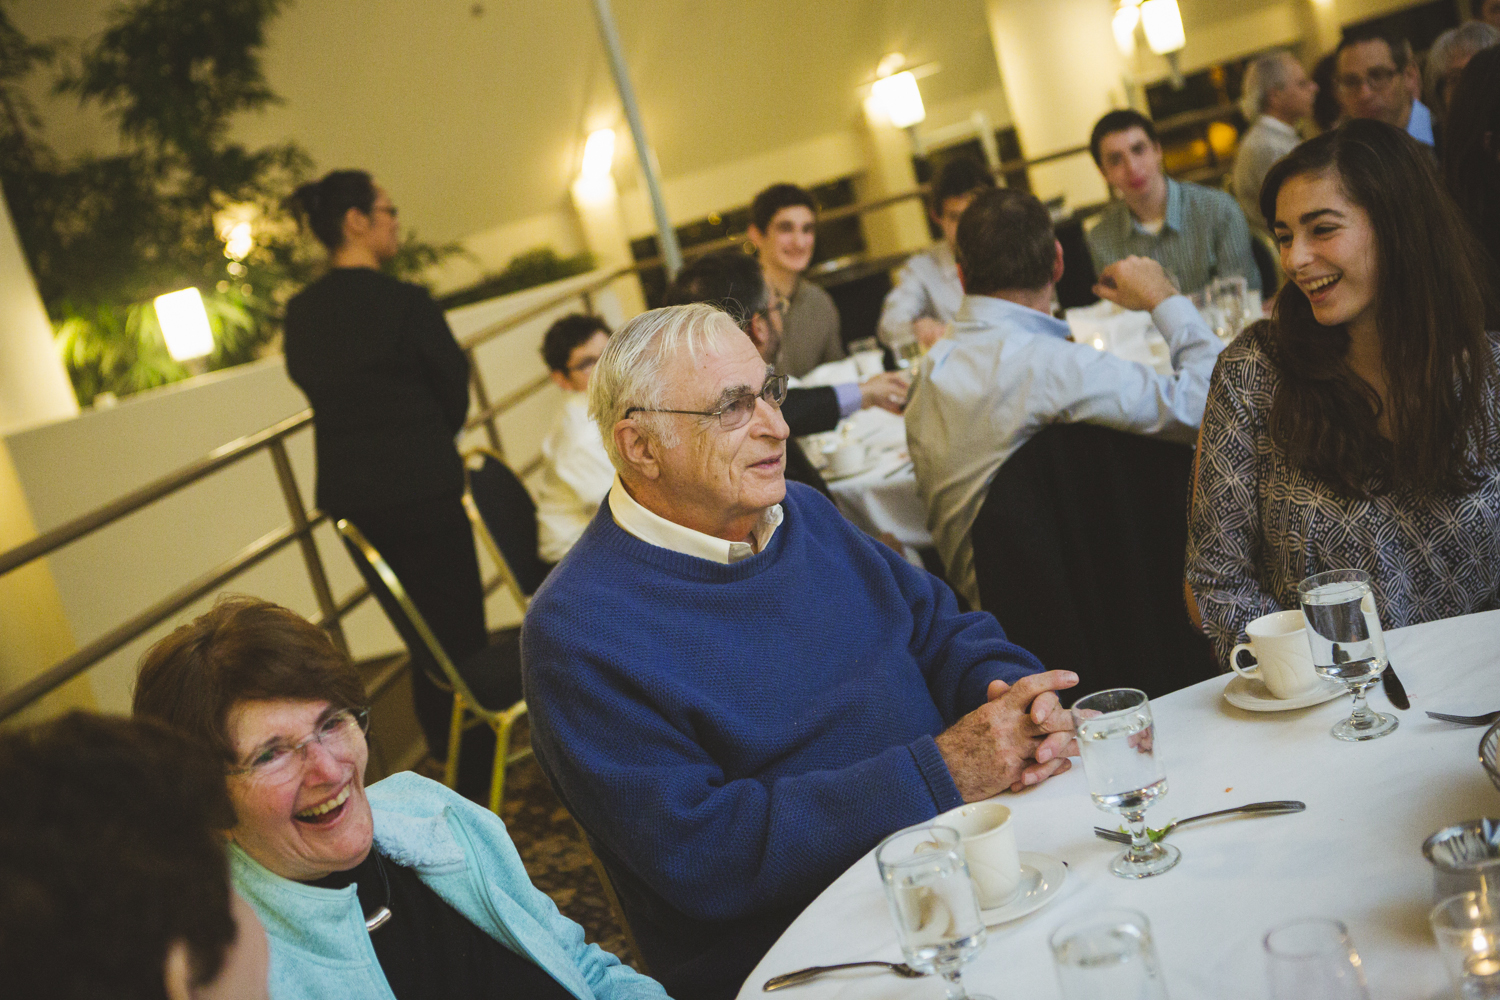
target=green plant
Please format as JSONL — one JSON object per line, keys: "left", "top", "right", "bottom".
{"left": 436, "top": 247, "right": 597, "bottom": 310}
{"left": 0, "top": 0, "right": 460, "bottom": 406}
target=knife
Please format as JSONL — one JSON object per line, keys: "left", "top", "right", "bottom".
{"left": 1382, "top": 663, "right": 1410, "bottom": 710}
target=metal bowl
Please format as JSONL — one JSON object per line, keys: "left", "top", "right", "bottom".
{"left": 1482, "top": 719, "right": 1500, "bottom": 794}
{"left": 1424, "top": 818, "right": 1500, "bottom": 902}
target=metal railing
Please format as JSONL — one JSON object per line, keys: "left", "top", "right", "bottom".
{"left": 0, "top": 270, "right": 622, "bottom": 723}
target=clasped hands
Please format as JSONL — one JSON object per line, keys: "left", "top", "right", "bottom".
{"left": 935, "top": 670, "right": 1080, "bottom": 801}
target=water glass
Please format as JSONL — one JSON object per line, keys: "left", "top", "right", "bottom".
{"left": 1297, "top": 569, "right": 1397, "bottom": 741}
{"left": 1264, "top": 918, "right": 1371, "bottom": 1000}
{"left": 1431, "top": 891, "right": 1500, "bottom": 998}
{"left": 876, "top": 825, "right": 993, "bottom": 1000}
{"left": 1210, "top": 276, "right": 1249, "bottom": 340}
{"left": 1072, "top": 688, "right": 1180, "bottom": 878}
{"left": 1050, "top": 908, "right": 1170, "bottom": 1000}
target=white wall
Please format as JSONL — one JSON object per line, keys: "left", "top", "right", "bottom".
{"left": 3, "top": 269, "right": 622, "bottom": 715}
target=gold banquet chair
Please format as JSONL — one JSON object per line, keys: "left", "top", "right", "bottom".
{"left": 336, "top": 519, "right": 530, "bottom": 814}
{"left": 460, "top": 447, "right": 553, "bottom": 610}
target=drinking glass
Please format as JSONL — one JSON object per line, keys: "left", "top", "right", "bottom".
{"left": 1430, "top": 891, "right": 1500, "bottom": 999}
{"left": 1264, "top": 918, "right": 1371, "bottom": 1000}
{"left": 1297, "top": 569, "right": 1397, "bottom": 741}
{"left": 1072, "top": 688, "right": 1179, "bottom": 878}
{"left": 1210, "top": 276, "right": 1249, "bottom": 340}
{"left": 1050, "top": 909, "right": 1170, "bottom": 1000}
{"left": 875, "top": 825, "right": 993, "bottom": 1000}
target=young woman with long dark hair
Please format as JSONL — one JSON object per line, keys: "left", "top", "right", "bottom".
{"left": 282, "top": 171, "right": 488, "bottom": 776}
{"left": 1186, "top": 120, "right": 1500, "bottom": 665}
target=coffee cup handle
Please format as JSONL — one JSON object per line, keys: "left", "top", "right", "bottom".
{"left": 1230, "top": 644, "right": 1260, "bottom": 680}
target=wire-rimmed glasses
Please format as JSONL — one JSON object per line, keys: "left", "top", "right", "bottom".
{"left": 1297, "top": 569, "right": 1397, "bottom": 742}
{"left": 227, "top": 707, "right": 369, "bottom": 784}
{"left": 1072, "top": 688, "right": 1179, "bottom": 878}
{"left": 624, "top": 373, "right": 789, "bottom": 431}
{"left": 876, "top": 825, "right": 994, "bottom": 1000}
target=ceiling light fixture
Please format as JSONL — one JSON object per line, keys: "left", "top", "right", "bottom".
{"left": 580, "top": 128, "right": 616, "bottom": 181}
{"left": 871, "top": 70, "right": 926, "bottom": 129}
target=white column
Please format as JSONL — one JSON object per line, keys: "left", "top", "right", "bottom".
{"left": 0, "top": 195, "right": 76, "bottom": 434}
{"left": 985, "top": 0, "right": 1128, "bottom": 210}
{"left": 570, "top": 175, "right": 648, "bottom": 318}
{"left": 858, "top": 102, "right": 932, "bottom": 258}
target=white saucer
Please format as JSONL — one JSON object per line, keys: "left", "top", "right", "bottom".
{"left": 1222, "top": 674, "right": 1347, "bottom": 712}
{"left": 822, "top": 458, "right": 882, "bottom": 481}
{"left": 978, "top": 852, "right": 1066, "bottom": 925}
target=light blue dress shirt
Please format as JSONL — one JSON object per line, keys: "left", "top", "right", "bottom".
{"left": 1406, "top": 98, "right": 1435, "bottom": 146}
{"left": 878, "top": 242, "right": 964, "bottom": 348}
{"left": 905, "top": 293, "right": 1224, "bottom": 609}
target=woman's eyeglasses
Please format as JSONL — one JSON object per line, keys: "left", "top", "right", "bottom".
{"left": 624, "top": 374, "right": 789, "bottom": 431}
{"left": 228, "top": 708, "right": 369, "bottom": 785}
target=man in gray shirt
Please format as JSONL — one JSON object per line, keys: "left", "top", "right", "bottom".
{"left": 907, "top": 188, "right": 1222, "bottom": 610}
{"left": 747, "top": 183, "right": 843, "bottom": 378}
{"left": 1085, "top": 109, "right": 1260, "bottom": 295}
{"left": 1233, "top": 50, "right": 1317, "bottom": 234}
{"left": 878, "top": 158, "right": 995, "bottom": 351}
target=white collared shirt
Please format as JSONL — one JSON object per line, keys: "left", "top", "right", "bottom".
{"left": 535, "top": 393, "right": 616, "bottom": 563}
{"left": 607, "top": 476, "right": 783, "bottom": 564}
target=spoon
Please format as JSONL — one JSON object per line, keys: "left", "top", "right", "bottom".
{"left": 1093, "top": 800, "right": 1305, "bottom": 844}
{"left": 763, "top": 961, "right": 925, "bottom": 991}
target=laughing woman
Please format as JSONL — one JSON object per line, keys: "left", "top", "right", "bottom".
{"left": 1186, "top": 120, "right": 1500, "bottom": 666}
{"left": 133, "top": 596, "right": 667, "bottom": 1000}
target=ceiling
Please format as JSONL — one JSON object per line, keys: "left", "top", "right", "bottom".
{"left": 12, "top": 0, "right": 1004, "bottom": 243}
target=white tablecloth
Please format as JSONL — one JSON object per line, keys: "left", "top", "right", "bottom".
{"left": 797, "top": 358, "right": 932, "bottom": 550}
{"left": 738, "top": 610, "right": 1500, "bottom": 1000}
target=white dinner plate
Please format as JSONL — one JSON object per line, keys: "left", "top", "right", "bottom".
{"left": 978, "top": 852, "right": 1066, "bottom": 925}
{"left": 1222, "top": 674, "right": 1347, "bottom": 713}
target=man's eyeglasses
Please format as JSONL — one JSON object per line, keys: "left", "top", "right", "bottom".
{"left": 1335, "top": 66, "right": 1399, "bottom": 93}
{"left": 227, "top": 708, "right": 369, "bottom": 785}
{"left": 624, "top": 374, "right": 789, "bottom": 431}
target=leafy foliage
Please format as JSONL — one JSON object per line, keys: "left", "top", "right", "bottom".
{"left": 436, "top": 248, "right": 596, "bottom": 310}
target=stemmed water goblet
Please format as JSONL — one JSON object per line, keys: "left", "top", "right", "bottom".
{"left": 875, "top": 825, "right": 994, "bottom": 1000}
{"left": 1297, "top": 569, "right": 1397, "bottom": 741}
{"left": 1072, "top": 687, "right": 1179, "bottom": 878}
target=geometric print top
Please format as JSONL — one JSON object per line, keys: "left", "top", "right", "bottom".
{"left": 1185, "top": 324, "right": 1500, "bottom": 667}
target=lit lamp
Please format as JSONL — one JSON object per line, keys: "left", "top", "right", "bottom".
{"left": 1112, "top": 4, "right": 1140, "bottom": 58}
{"left": 154, "top": 287, "right": 214, "bottom": 363}
{"left": 1140, "top": 0, "right": 1186, "bottom": 88}
{"left": 871, "top": 70, "right": 926, "bottom": 129}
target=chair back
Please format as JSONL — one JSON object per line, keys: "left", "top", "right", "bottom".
{"left": 462, "top": 449, "right": 551, "bottom": 601}
{"left": 970, "top": 423, "right": 1217, "bottom": 698}
{"left": 336, "top": 519, "right": 484, "bottom": 711}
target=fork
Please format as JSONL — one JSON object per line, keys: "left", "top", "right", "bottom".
{"left": 1425, "top": 710, "right": 1500, "bottom": 727}
{"left": 763, "top": 961, "right": 924, "bottom": 991}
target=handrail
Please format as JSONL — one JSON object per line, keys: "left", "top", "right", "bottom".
{"left": 0, "top": 410, "right": 312, "bottom": 579}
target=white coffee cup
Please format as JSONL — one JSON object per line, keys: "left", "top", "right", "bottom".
{"left": 828, "top": 441, "right": 866, "bottom": 477}
{"left": 933, "top": 801, "right": 1022, "bottom": 909}
{"left": 1230, "top": 609, "right": 1322, "bottom": 699}
{"left": 853, "top": 349, "right": 884, "bottom": 380}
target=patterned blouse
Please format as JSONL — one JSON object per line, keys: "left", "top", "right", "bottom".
{"left": 1186, "top": 325, "right": 1500, "bottom": 667}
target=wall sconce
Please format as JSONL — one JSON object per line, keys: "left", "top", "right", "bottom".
{"left": 1140, "top": 0, "right": 1186, "bottom": 88}
{"left": 871, "top": 70, "right": 926, "bottom": 129}
{"left": 154, "top": 287, "right": 214, "bottom": 362}
{"left": 580, "top": 128, "right": 616, "bottom": 181}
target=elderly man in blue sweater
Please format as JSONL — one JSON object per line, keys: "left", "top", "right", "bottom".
{"left": 521, "top": 303, "right": 1078, "bottom": 1000}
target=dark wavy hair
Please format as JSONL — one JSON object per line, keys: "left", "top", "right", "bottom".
{"left": 1258, "top": 119, "right": 1497, "bottom": 497}
{"left": 1442, "top": 45, "right": 1500, "bottom": 281}
{"left": 0, "top": 712, "right": 237, "bottom": 999}
{"left": 286, "top": 169, "right": 376, "bottom": 250}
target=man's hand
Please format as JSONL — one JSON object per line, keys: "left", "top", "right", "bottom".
{"left": 934, "top": 671, "right": 1080, "bottom": 801}
{"left": 859, "top": 371, "right": 911, "bottom": 414}
{"left": 914, "top": 317, "right": 948, "bottom": 349}
{"left": 1093, "top": 256, "right": 1179, "bottom": 313}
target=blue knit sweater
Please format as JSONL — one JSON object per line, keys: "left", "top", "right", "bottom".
{"left": 521, "top": 483, "right": 1044, "bottom": 1000}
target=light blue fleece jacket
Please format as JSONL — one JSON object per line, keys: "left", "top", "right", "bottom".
{"left": 230, "top": 772, "right": 667, "bottom": 1000}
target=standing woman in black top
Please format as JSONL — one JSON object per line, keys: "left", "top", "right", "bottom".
{"left": 283, "top": 170, "right": 486, "bottom": 765}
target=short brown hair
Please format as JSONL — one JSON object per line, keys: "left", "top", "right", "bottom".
{"left": 0, "top": 712, "right": 236, "bottom": 998}
{"left": 133, "top": 595, "right": 367, "bottom": 765}
{"left": 955, "top": 188, "right": 1056, "bottom": 295}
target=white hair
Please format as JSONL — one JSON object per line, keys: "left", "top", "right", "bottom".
{"left": 1427, "top": 21, "right": 1500, "bottom": 106}
{"left": 587, "top": 302, "right": 743, "bottom": 471}
{"left": 1241, "top": 50, "right": 1298, "bottom": 121}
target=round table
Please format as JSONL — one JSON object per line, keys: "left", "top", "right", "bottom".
{"left": 738, "top": 609, "right": 1500, "bottom": 1000}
